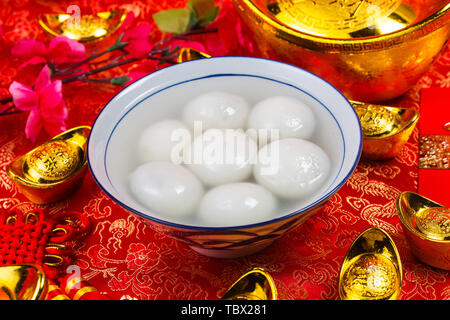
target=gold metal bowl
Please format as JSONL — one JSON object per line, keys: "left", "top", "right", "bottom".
{"left": 338, "top": 227, "right": 402, "bottom": 300}
{"left": 233, "top": 0, "right": 450, "bottom": 102}
{"left": 0, "top": 265, "right": 47, "bottom": 300}
{"left": 352, "top": 101, "right": 419, "bottom": 160}
{"left": 37, "top": 10, "right": 127, "bottom": 43}
{"left": 396, "top": 191, "right": 450, "bottom": 270}
{"left": 6, "top": 126, "right": 91, "bottom": 204}
{"left": 221, "top": 267, "right": 277, "bottom": 300}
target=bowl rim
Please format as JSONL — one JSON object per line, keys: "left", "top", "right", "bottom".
{"left": 237, "top": 0, "right": 450, "bottom": 46}
{"left": 87, "top": 56, "right": 362, "bottom": 231}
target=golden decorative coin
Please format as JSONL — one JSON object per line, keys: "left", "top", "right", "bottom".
{"left": 24, "top": 141, "right": 80, "bottom": 182}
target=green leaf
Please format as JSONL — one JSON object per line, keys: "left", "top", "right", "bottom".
{"left": 198, "top": 6, "right": 220, "bottom": 27}
{"left": 153, "top": 8, "right": 192, "bottom": 34}
{"left": 188, "top": 8, "right": 199, "bottom": 30}
{"left": 188, "top": 0, "right": 216, "bottom": 18}
{"left": 111, "top": 76, "right": 132, "bottom": 87}
{"left": 188, "top": 0, "right": 220, "bottom": 27}
{"left": 108, "top": 33, "right": 128, "bottom": 52}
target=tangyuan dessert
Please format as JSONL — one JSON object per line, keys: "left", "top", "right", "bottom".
{"left": 254, "top": 138, "right": 330, "bottom": 199}
{"left": 187, "top": 128, "right": 258, "bottom": 186}
{"left": 248, "top": 96, "right": 316, "bottom": 145}
{"left": 128, "top": 91, "right": 331, "bottom": 226}
{"left": 137, "top": 119, "right": 191, "bottom": 163}
{"left": 129, "top": 162, "right": 204, "bottom": 218}
{"left": 183, "top": 91, "right": 250, "bottom": 130}
{"left": 198, "top": 182, "right": 277, "bottom": 226}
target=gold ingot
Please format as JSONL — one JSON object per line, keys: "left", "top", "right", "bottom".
{"left": 221, "top": 267, "right": 277, "bottom": 300}
{"left": 37, "top": 10, "right": 127, "bottom": 43}
{"left": 24, "top": 140, "right": 80, "bottom": 183}
{"left": 177, "top": 48, "right": 211, "bottom": 63}
{"left": 338, "top": 227, "right": 402, "bottom": 300}
{"left": 233, "top": 0, "right": 450, "bottom": 102}
{"left": 0, "top": 265, "right": 48, "bottom": 300}
{"left": 6, "top": 126, "right": 91, "bottom": 204}
{"left": 396, "top": 191, "right": 450, "bottom": 270}
{"left": 352, "top": 101, "right": 419, "bottom": 160}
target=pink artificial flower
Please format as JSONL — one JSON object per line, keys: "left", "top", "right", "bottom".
{"left": 116, "top": 11, "right": 153, "bottom": 59}
{"left": 118, "top": 11, "right": 136, "bottom": 33}
{"left": 122, "top": 23, "right": 153, "bottom": 59}
{"left": 9, "top": 65, "right": 68, "bottom": 142}
{"left": 12, "top": 35, "right": 86, "bottom": 68}
{"left": 11, "top": 36, "right": 86, "bottom": 86}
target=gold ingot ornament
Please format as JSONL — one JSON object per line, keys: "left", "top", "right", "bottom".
{"left": 233, "top": 0, "right": 450, "bottom": 102}
{"left": 221, "top": 267, "right": 277, "bottom": 300}
{"left": 177, "top": 48, "right": 211, "bottom": 63}
{"left": 6, "top": 126, "right": 91, "bottom": 204}
{"left": 0, "top": 265, "right": 47, "bottom": 300}
{"left": 396, "top": 191, "right": 450, "bottom": 270}
{"left": 352, "top": 101, "right": 419, "bottom": 160}
{"left": 338, "top": 227, "right": 402, "bottom": 300}
{"left": 37, "top": 10, "right": 127, "bottom": 43}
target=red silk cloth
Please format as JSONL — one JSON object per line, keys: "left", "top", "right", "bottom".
{"left": 0, "top": 0, "right": 449, "bottom": 300}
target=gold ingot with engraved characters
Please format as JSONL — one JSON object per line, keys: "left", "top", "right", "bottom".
{"left": 338, "top": 227, "right": 403, "bottom": 300}
{"left": 396, "top": 191, "right": 450, "bottom": 270}
{"left": 6, "top": 126, "right": 91, "bottom": 204}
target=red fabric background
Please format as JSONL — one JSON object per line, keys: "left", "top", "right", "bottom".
{"left": 420, "top": 88, "right": 450, "bottom": 136}
{"left": 0, "top": 0, "right": 449, "bottom": 300}
{"left": 418, "top": 88, "right": 450, "bottom": 207}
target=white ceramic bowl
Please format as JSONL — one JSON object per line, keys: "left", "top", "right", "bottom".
{"left": 87, "top": 57, "right": 362, "bottom": 258}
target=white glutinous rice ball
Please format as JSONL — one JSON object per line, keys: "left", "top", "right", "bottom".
{"left": 187, "top": 128, "right": 257, "bottom": 186}
{"left": 129, "top": 162, "right": 204, "bottom": 218}
{"left": 198, "top": 183, "right": 277, "bottom": 226}
{"left": 247, "top": 96, "right": 316, "bottom": 145}
{"left": 137, "top": 119, "right": 191, "bottom": 164}
{"left": 254, "top": 138, "right": 330, "bottom": 199}
{"left": 183, "top": 91, "right": 250, "bottom": 130}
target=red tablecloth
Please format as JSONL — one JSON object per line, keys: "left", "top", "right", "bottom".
{"left": 0, "top": 0, "right": 449, "bottom": 300}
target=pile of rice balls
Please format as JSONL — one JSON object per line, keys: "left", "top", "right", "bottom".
{"left": 129, "top": 91, "right": 330, "bottom": 227}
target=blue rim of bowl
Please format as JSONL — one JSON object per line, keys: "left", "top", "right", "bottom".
{"left": 87, "top": 56, "right": 362, "bottom": 231}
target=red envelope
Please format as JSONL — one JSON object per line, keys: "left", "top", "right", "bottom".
{"left": 418, "top": 88, "right": 450, "bottom": 207}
